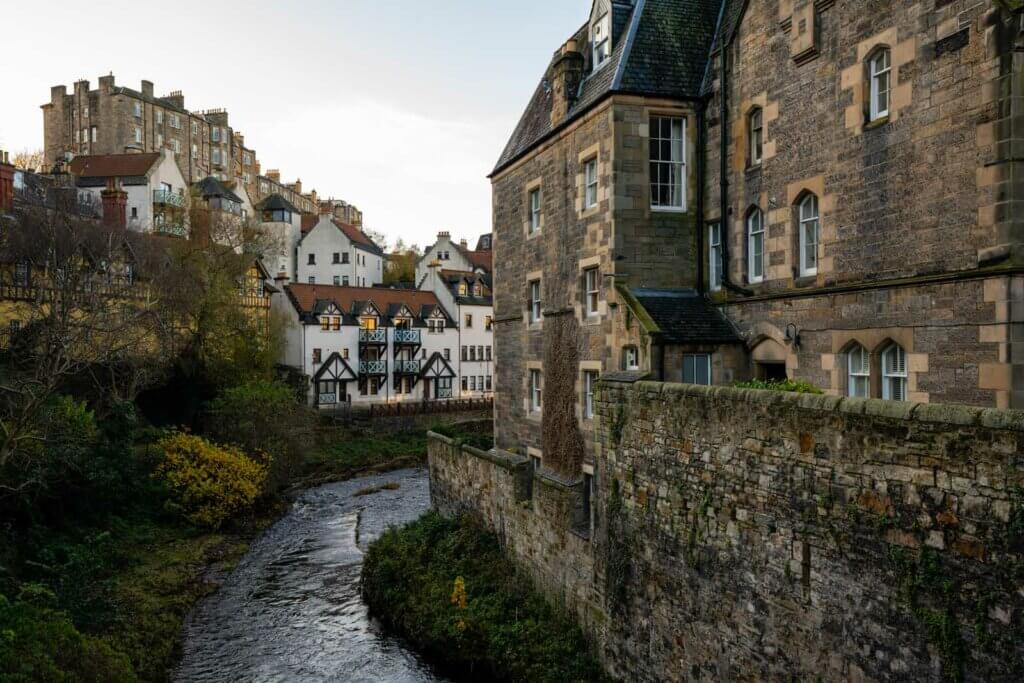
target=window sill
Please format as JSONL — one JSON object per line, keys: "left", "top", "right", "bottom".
{"left": 793, "top": 274, "right": 817, "bottom": 288}
{"left": 864, "top": 116, "right": 890, "bottom": 131}
{"left": 651, "top": 206, "right": 687, "bottom": 214}
{"left": 580, "top": 205, "right": 601, "bottom": 219}
{"left": 745, "top": 163, "right": 762, "bottom": 176}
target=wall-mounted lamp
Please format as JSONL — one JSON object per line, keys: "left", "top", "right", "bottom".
{"left": 784, "top": 323, "right": 801, "bottom": 350}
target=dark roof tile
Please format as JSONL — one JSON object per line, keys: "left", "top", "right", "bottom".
{"left": 632, "top": 287, "right": 741, "bottom": 344}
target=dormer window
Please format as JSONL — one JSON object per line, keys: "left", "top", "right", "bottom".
{"left": 593, "top": 14, "right": 611, "bottom": 69}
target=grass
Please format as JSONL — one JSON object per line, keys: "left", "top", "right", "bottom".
{"left": 299, "top": 430, "right": 430, "bottom": 486}
{"left": 361, "top": 512, "right": 610, "bottom": 683}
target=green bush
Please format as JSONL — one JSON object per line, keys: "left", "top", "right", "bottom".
{"left": 205, "top": 380, "right": 314, "bottom": 494}
{"left": 362, "top": 512, "right": 609, "bottom": 683}
{"left": 155, "top": 432, "right": 267, "bottom": 529}
{"left": 0, "top": 585, "right": 136, "bottom": 682}
{"left": 733, "top": 378, "right": 823, "bottom": 394}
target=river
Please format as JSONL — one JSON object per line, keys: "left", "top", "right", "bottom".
{"left": 175, "top": 468, "right": 446, "bottom": 683}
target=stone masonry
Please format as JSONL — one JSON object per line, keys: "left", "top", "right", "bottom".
{"left": 429, "top": 380, "right": 1024, "bottom": 681}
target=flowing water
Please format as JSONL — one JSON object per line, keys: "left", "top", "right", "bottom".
{"left": 175, "top": 468, "right": 446, "bottom": 683}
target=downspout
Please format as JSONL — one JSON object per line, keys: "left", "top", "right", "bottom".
{"left": 718, "top": 28, "right": 753, "bottom": 297}
{"left": 695, "top": 101, "right": 706, "bottom": 293}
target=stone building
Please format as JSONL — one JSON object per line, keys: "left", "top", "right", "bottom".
{"left": 491, "top": 0, "right": 1024, "bottom": 481}
{"left": 256, "top": 170, "right": 318, "bottom": 215}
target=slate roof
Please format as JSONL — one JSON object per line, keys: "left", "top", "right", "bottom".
{"left": 255, "top": 193, "right": 299, "bottom": 214}
{"left": 701, "top": 0, "right": 746, "bottom": 93}
{"left": 111, "top": 86, "right": 189, "bottom": 115}
{"left": 285, "top": 283, "right": 453, "bottom": 326}
{"left": 440, "top": 268, "right": 494, "bottom": 305}
{"left": 492, "top": 0, "right": 720, "bottom": 175}
{"left": 69, "top": 153, "right": 161, "bottom": 179}
{"left": 300, "top": 216, "right": 384, "bottom": 255}
{"left": 194, "top": 176, "right": 242, "bottom": 203}
{"left": 631, "top": 288, "right": 741, "bottom": 344}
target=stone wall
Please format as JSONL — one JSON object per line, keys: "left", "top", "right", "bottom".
{"left": 429, "top": 379, "right": 1024, "bottom": 681}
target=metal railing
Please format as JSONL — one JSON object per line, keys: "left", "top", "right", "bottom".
{"left": 360, "top": 360, "right": 387, "bottom": 375}
{"left": 393, "top": 328, "right": 421, "bottom": 345}
{"left": 318, "top": 393, "right": 338, "bottom": 405}
{"left": 436, "top": 386, "right": 454, "bottom": 399}
{"left": 155, "top": 221, "right": 188, "bottom": 238}
{"left": 359, "top": 328, "right": 386, "bottom": 344}
{"left": 153, "top": 189, "right": 186, "bottom": 208}
{"left": 394, "top": 360, "right": 420, "bottom": 374}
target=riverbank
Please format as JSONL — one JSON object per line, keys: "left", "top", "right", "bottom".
{"left": 361, "top": 512, "right": 610, "bottom": 683}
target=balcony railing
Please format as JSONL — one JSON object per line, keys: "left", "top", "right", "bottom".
{"left": 436, "top": 386, "right": 454, "bottom": 399}
{"left": 155, "top": 221, "right": 188, "bottom": 238}
{"left": 359, "top": 329, "right": 386, "bottom": 344}
{"left": 318, "top": 393, "right": 337, "bottom": 405}
{"left": 360, "top": 360, "right": 388, "bottom": 375}
{"left": 394, "top": 360, "right": 421, "bottom": 374}
{"left": 153, "top": 189, "right": 186, "bottom": 208}
{"left": 393, "top": 329, "right": 421, "bottom": 345}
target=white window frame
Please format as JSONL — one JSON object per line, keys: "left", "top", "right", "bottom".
{"left": 709, "top": 223, "right": 722, "bottom": 292}
{"left": 749, "top": 108, "right": 763, "bottom": 166}
{"left": 747, "top": 209, "right": 765, "bottom": 283}
{"left": 134, "top": 127, "right": 142, "bottom": 144}
{"left": 133, "top": 101, "right": 142, "bottom": 118}
{"left": 882, "top": 344, "right": 908, "bottom": 401}
{"left": 583, "top": 370, "right": 599, "bottom": 419}
{"left": 624, "top": 346, "right": 639, "bottom": 371}
{"left": 869, "top": 48, "right": 891, "bottom": 121}
{"left": 156, "top": 109, "right": 163, "bottom": 125}
{"left": 799, "top": 194, "right": 819, "bottom": 277}
{"left": 530, "top": 369, "right": 542, "bottom": 413}
{"left": 529, "top": 188, "right": 541, "bottom": 234}
{"left": 584, "top": 158, "right": 598, "bottom": 209}
{"left": 682, "top": 354, "right": 712, "bottom": 386}
{"left": 650, "top": 116, "right": 687, "bottom": 211}
{"left": 585, "top": 267, "right": 600, "bottom": 317}
{"left": 848, "top": 345, "right": 870, "bottom": 398}
{"left": 529, "top": 280, "right": 542, "bottom": 323}
{"left": 90, "top": 126, "right": 98, "bottom": 143}
{"left": 592, "top": 13, "right": 611, "bottom": 69}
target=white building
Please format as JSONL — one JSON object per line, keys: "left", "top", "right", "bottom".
{"left": 297, "top": 215, "right": 384, "bottom": 287}
{"left": 254, "top": 193, "right": 303, "bottom": 279}
{"left": 71, "top": 149, "right": 189, "bottom": 236}
{"left": 415, "top": 230, "right": 492, "bottom": 286}
{"left": 276, "top": 283, "right": 462, "bottom": 407}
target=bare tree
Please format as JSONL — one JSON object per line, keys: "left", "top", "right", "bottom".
{"left": 11, "top": 149, "right": 44, "bottom": 173}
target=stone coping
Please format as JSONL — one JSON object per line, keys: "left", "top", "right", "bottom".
{"left": 598, "top": 379, "right": 1024, "bottom": 432}
{"left": 534, "top": 468, "right": 582, "bottom": 492}
{"left": 427, "top": 432, "right": 530, "bottom": 471}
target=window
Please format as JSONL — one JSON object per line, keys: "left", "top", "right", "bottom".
{"left": 585, "top": 267, "right": 600, "bottom": 316}
{"left": 332, "top": 317, "right": 341, "bottom": 331}
{"left": 156, "top": 109, "right": 163, "bottom": 125}
{"left": 133, "top": 101, "right": 142, "bottom": 118}
{"left": 530, "top": 370, "right": 542, "bottom": 413}
{"left": 342, "top": 253, "right": 350, "bottom": 264}
{"left": 172, "top": 139, "right": 181, "bottom": 154}
{"left": 530, "top": 453, "right": 542, "bottom": 472}
{"left": 485, "top": 316, "right": 493, "bottom": 330}
{"left": 592, "top": 13, "right": 611, "bottom": 68}
{"left": 461, "top": 346, "right": 468, "bottom": 362}
{"left": 529, "top": 188, "right": 541, "bottom": 233}
{"left": 470, "top": 346, "right": 477, "bottom": 361}
{"left": 90, "top": 126, "right": 98, "bottom": 143}
{"left": 134, "top": 127, "right": 142, "bottom": 144}
{"left": 333, "top": 276, "right": 340, "bottom": 286}
{"left": 343, "top": 348, "right": 349, "bottom": 359}
{"left": 458, "top": 283, "right": 468, "bottom": 296}
{"left": 486, "top": 375, "right": 492, "bottom": 391}
{"left": 14, "top": 262, "right": 29, "bottom": 287}
{"left": 882, "top": 344, "right": 907, "bottom": 401}
{"left": 478, "top": 345, "right": 484, "bottom": 359}
{"left": 709, "top": 223, "right": 722, "bottom": 291}
{"left": 624, "top": 346, "right": 639, "bottom": 371}
{"left": 682, "top": 354, "right": 711, "bottom": 385}
{"left": 312, "top": 348, "right": 322, "bottom": 364}
{"left": 320, "top": 317, "right": 330, "bottom": 331}
{"left": 462, "top": 376, "right": 468, "bottom": 391}
{"left": 212, "top": 127, "right": 221, "bottom": 142}
{"left": 470, "top": 376, "right": 477, "bottom": 391}
{"left": 332, "top": 252, "right": 340, "bottom": 264}
{"left": 465, "top": 314, "right": 473, "bottom": 328}
{"left": 486, "top": 346, "right": 492, "bottom": 361}
{"left": 869, "top": 48, "right": 891, "bottom": 121}
{"left": 583, "top": 371, "right": 599, "bottom": 419}
{"left": 156, "top": 133, "right": 164, "bottom": 148}
{"left": 584, "top": 158, "right": 598, "bottom": 209}
{"left": 529, "top": 280, "right": 542, "bottom": 323}
{"left": 244, "top": 152, "right": 252, "bottom": 164}
{"left": 444, "top": 348, "right": 450, "bottom": 360}
{"left": 170, "top": 114, "right": 181, "bottom": 129}
{"left": 192, "top": 121, "right": 198, "bottom": 135}
{"left": 747, "top": 209, "right": 765, "bottom": 283}
{"left": 192, "top": 143, "right": 198, "bottom": 158}
{"left": 342, "top": 276, "right": 350, "bottom": 286}
{"left": 650, "top": 116, "right": 686, "bottom": 210}
{"left": 308, "top": 276, "right": 316, "bottom": 284}
{"left": 848, "top": 345, "right": 870, "bottom": 398}
{"left": 308, "top": 254, "right": 316, "bottom": 265}
{"left": 799, "top": 194, "right": 819, "bottom": 276}
{"left": 748, "top": 108, "right": 763, "bottom": 166}
{"left": 131, "top": 207, "right": 138, "bottom": 219}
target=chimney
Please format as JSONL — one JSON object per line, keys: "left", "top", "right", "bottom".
{"left": 293, "top": 178, "right": 302, "bottom": 195}
{"left": 101, "top": 179, "right": 127, "bottom": 229}
{"left": 438, "top": 230, "right": 450, "bottom": 241}
{"left": 267, "top": 169, "right": 281, "bottom": 183}
{"left": 50, "top": 85, "right": 67, "bottom": 104}
{"left": 164, "top": 90, "right": 185, "bottom": 110}
{"left": 0, "top": 151, "right": 15, "bottom": 213}
{"left": 98, "top": 74, "right": 115, "bottom": 93}
{"left": 549, "top": 39, "right": 585, "bottom": 127}
{"left": 141, "top": 80, "right": 154, "bottom": 98}
{"left": 460, "top": 239, "right": 468, "bottom": 249}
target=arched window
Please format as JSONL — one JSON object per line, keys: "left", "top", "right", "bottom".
{"left": 848, "top": 344, "right": 870, "bottom": 398}
{"left": 747, "top": 208, "right": 765, "bottom": 283}
{"left": 799, "top": 194, "right": 819, "bottom": 276}
{"left": 868, "top": 48, "right": 891, "bottom": 121}
{"left": 748, "top": 108, "right": 763, "bottom": 166}
{"left": 882, "top": 344, "right": 907, "bottom": 401}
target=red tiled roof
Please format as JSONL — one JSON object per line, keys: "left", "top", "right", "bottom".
{"left": 69, "top": 153, "right": 161, "bottom": 178}
{"left": 462, "top": 248, "right": 492, "bottom": 272}
{"left": 285, "top": 283, "right": 444, "bottom": 316}
{"left": 300, "top": 214, "right": 319, "bottom": 233}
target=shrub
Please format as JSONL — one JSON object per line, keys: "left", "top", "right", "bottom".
{"left": 155, "top": 432, "right": 267, "bottom": 529}
{"left": 0, "top": 585, "right": 136, "bottom": 682}
{"left": 734, "top": 378, "right": 823, "bottom": 394}
{"left": 205, "top": 380, "right": 314, "bottom": 494}
{"left": 362, "top": 512, "right": 609, "bottom": 682}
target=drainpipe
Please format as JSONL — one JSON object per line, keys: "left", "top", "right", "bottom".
{"left": 718, "top": 31, "right": 753, "bottom": 297}
{"left": 696, "top": 101, "right": 706, "bottom": 293}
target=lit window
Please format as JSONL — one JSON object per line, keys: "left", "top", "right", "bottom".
{"left": 683, "top": 354, "right": 711, "bottom": 385}
{"left": 583, "top": 371, "right": 599, "bottom": 419}
{"left": 708, "top": 223, "right": 722, "bottom": 291}
{"left": 747, "top": 208, "right": 765, "bottom": 283}
{"left": 529, "top": 188, "right": 541, "bottom": 234}
{"left": 529, "top": 280, "right": 542, "bottom": 323}
{"left": 584, "top": 158, "right": 598, "bottom": 209}
{"left": 799, "top": 194, "right": 819, "bottom": 276}
{"left": 650, "top": 116, "right": 686, "bottom": 210}
{"left": 530, "top": 369, "right": 543, "bottom": 412}
{"left": 869, "top": 48, "right": 891, "bottom": 121}
{"left": 848, "top": 345, "right": 870, "bottom": 398}
{"left": 749, "top": 108, "right": 763, "bottom": 166}
{"left": 592, "top": 13, "right": 611, "bottom": 68}
{"left": 882, "top": 344, "right": 907, "bottom": 401}
{"left": 585, "top": 267, "right": 600, "bottom": 316}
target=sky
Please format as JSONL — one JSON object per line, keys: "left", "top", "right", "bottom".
{"left": 0, "top": 0, "right": 591, "bottom": 250}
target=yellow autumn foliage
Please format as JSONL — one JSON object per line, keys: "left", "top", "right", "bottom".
{"left": 155, "top": 432, "right": 268, "bottom": 529}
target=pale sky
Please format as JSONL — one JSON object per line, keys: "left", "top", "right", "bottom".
{"left": 0, "top": 1, "right": 590, "bottom": 250}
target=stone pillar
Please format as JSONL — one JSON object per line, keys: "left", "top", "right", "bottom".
{"left": 101, "top": 186, "right": 128, "bottom": 229}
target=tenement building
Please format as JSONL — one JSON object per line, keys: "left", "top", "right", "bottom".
{"left": 492, "top": 0, "right": 1024, "bottom": 475}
